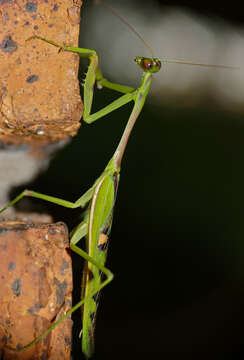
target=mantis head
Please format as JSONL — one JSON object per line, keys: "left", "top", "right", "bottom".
{"left": 134, "top": 57, "right": 161, "bottom": 73}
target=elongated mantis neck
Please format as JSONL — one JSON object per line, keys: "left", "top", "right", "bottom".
{"left": 112, "top": 71, "right": 153, "bottom": 170}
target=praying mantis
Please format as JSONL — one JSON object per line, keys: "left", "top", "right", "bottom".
{"left": 0, "top": 3, "right": 237, "bottom": 359}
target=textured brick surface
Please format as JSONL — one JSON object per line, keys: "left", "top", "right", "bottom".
{"left": 0, "top": 221, "right": 72, "bottom": 359}
{"left": 0, "top": 0, "right": 83, "bottom": 146}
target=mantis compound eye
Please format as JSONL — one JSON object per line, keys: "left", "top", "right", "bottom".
{"left": 142, "top": 59, "right": 153, "bottom": 70}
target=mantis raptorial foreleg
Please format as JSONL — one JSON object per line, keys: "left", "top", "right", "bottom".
{"left": 27, "top": 36, "right": 136, "bottom": 124}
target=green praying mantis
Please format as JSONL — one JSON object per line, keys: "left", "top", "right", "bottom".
{"left": 0, "top": 3, "right": 237, "bottom": 359}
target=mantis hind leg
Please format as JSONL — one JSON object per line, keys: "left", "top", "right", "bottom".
{"left": 70, "top": 224, "right": 114, "bottom": 358}
{"left": 70, "top": 242, "right": 114, "bottom": 358}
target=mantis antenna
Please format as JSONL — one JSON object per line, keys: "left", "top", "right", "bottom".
{"left": 95, "top": 0, "right": 155, "bottom": 58}
{"left": 96, "top": 0, "right": 238, "bottom": 70}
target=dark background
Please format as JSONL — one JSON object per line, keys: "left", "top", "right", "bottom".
{"left": 16, "top": 1, "right": 244, "bottom": 359}
{"left": 158, "top": 0, "right": 243, "bottom": 25}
